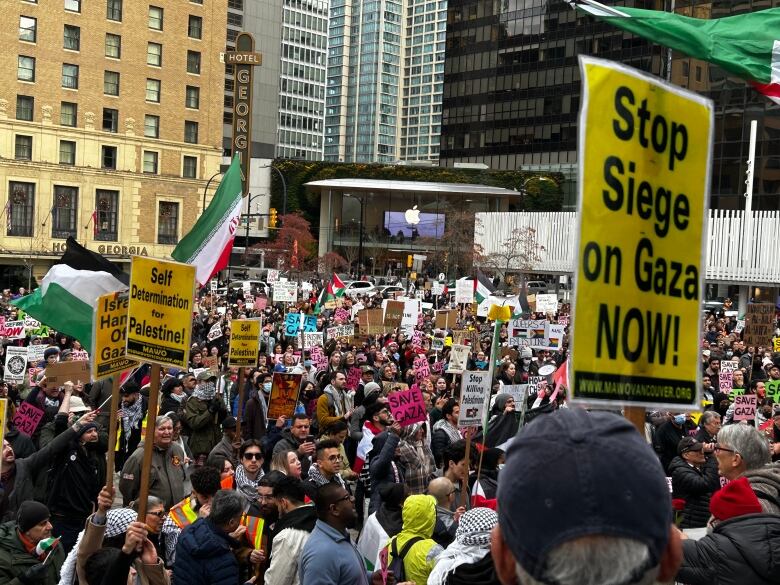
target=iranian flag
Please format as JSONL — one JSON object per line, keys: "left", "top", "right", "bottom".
{"left": 570, "top": 1, "right": 780, "bottom": 104}
{"left": 313, "top": 273, "right": 346, "bottom": 314}
{"left": 172, "top": 156, "right": 243, "bottom": 285}
{"left": 12, "top": 237, "right": 128, "bottom": 349}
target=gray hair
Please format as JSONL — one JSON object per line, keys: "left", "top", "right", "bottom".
{"left": 155, "top": 415, "right": 173, "bottom": 428}
{"left": 700, "top": 411, "right": 721, "bottom": 426}
{"left": 210, "top": 489, "right": 244, "bottom": 527}
{"left": 515, "top": 536, "right": 662, "bottom": 585}
{"left": 130, "top": 495, "right": 164, "bottom": 513}
{"left": 717, "top": 424, "right": 770, "bottom": 470}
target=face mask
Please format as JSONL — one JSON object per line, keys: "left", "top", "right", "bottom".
{"left": 522, "top": 358, "right": 531, "bottom": 365}
{"left": 393, "top": 353, "right": 400, "bottom": 361}
{"left": 674, "top": 414, "right": 685, "bottom": 425}
{"left": 263, "top": 382, "right": 272, "bottom": 393}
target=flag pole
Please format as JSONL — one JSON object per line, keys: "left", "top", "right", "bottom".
{"left": 137, "top": 364, "right": 161, "bottom": 519}
{"left": 104, "top": 376, "right": 121, "bottom": 492}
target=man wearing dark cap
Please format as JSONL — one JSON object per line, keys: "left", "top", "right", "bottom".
{"left": 492, "top": 408, "right": 682, "bottom": 585}
{"left": 115, "top": 380, "right": 147, "bottom": 472}
{"left": 0, "top": 500, "right": 65, "bottom": 584}
{"left": 668, "top": 436, "right": 720, "bottom": 529}
{"left": 208, "top": 415, "right": 239, "bottom": 466}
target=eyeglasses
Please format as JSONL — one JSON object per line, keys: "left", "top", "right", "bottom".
{"left": 714, "top": 445, "right": 739, "bottom": 455}
{"left": 243, "top": 452, "right": 263, "bottom": 460}
{"left": 326, "top": 455, "right": 341, "bottom": 462}
{"left": 148, "top": 510, "right": 166, "bottom": 518}
{"left": 330, "top": 493, "right": 353, "bottom": 507}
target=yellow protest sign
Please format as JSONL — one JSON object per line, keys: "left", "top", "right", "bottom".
{"left": 571, "top": 56, "right": 712, "bottom": 408}
{"left": 92, "top": 292, "right": 137, "bottom": 380}
{"left": 126, "top": 256, "right": 195, "bottom": 369}
{"left": 229, "top": 319, "right": 260, "bottom": 367}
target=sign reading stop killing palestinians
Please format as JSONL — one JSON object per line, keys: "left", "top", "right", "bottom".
{"left": 92, "top": 292, "right": 137, "bottom": 380}
{"left": 571, "top": 56, "right": 712, "bottom": 409}
{"left": 126, "top": 256, "right": 195, "bottom": 369}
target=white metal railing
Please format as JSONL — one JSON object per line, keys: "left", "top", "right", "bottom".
{"left": 475, "top": 211, "right": 780, "bottom": 284}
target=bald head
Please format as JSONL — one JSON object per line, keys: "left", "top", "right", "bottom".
{"left": 428, "top": 477, "right": 454, "bottom": 505}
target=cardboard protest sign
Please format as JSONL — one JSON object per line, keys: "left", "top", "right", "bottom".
{"left": 571, "top": 56, "right": 711, "bottom": 408}
{"left": 451, "top": 330, "right": 470, "bottom": 346}
{"left": 447, "top": 344, "right": 469, "bottom": 374}
{"left": 284, "top": 313, "right": 302, "bottom": 337}
{"left": 229, "top": 319, "right": 260, "bottom": 367}
{"left": 92, "top": 293, "right": 138, "bottom": 380}
{"left": 201, "top": 356, "right": 219, "bottom": 373}
{"left": 455, "top": 280, "right": 473, "bottom": 304}
{"left": 267, "top": 372, "right": 302, "bottom": 419}
{"left": 743, "top": 303, "right": 774, "bottom": 347}
{"left": 733, "top": 394, "right": 757, "bottom": 421}
{"left": 459, "top": 371, "right": 490, "bottom": 427}
{"left": 435, "top": 310, "right": 458, "bottom": 330}
{"left": 384, "top": 300, "right": 405, "bottom": 328}
{"left": 303, "top": 331, "right": 323, "bottom": 350}
{"left": 387, "top": 386, "right": 427, "bottom": 427}
{"left": 0, "top": 320, "right": 25, "bottom": 339}
{"left": 535, "top": 294, "right": 558, "bottom": 314}
{"left": 358, "top": 309, "right": 386, "bottom": 335}
{"left": 126, "top": 256, "right": 195, "bottom": 369}
{"left": 13, "top": 402, "right": 43, "bottom": 437}
{"left": 273, "top": 282, "right": 298, "bottom": 303}
{"left": 345, "top": 366, "right": 362, "bottom": 390}
{"left": 45, "top": 359, "right": 90, "bottom": 385}
{"left": 4, "top": 347, "right": 28, "bottom": 383}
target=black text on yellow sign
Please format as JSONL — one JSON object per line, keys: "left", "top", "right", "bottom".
{"left": 229, "top": 319, "right": 260, "bottom": 367}
{"left": 126, "top": 256, "right": 195, "bottom": 369}
{"left": 572, "top": 57, "right": 712, "bottom": 408}
{"left": 92, "top": 292, "right": 138, "bottom": 380}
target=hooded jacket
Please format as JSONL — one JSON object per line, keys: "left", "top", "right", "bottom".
{"left": 265, "top": 505, "right": 317, "bottom": 585}
{"left": 677, "top": 513, "right": 780, "bottom": 585}
{"left": 384, "top": 494, "right": 443, "bottom": 585}
{"left": 668, "top": 455, "right": 720, "bottom": 529}
{"left": 0, "top": 521, "right": 65, "bottom": 585}
{"left": 316, "top": 384, "right": 348, "bottom": 430}
{"left": 368, "top": 432, "right": 404, "bottom": 514}
{"left": 172, "top": 518, "right": 239, "bottom": 585}
{"left": 743, "top": 462, "right": 780, "bottom": 515}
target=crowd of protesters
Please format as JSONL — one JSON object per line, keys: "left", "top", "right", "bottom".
{"left": 0, "top": 280, "right": 776, "bottom": 584}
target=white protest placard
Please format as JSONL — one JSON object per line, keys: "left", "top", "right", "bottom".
{"left": 207, "top": 323, "right": 223, "bottom": 341}
{"left": 401, "top": 299, "right": 419, "bottom": 334}
{"left": 502, "top": 384, "right": 529, "bottom": 406}
{"left": 459, "top": 371, "right": 491, "bottom": 428}
{"left": 267, "top": 269, "right": 280, "bottom": 283}
{"left": 4, "top": 347, "right": 28, "bottom": 383}
{"left": 734, "top": 320, "right": 745, "bottom": 334}
{"left": 242, "top": 281, "right": 251, "bottom": 296}
{"left": 508, "top": 319, "right": 548, "bottom": 348}
{"left": 544, "top": 323, "right": 565, "bottom": 351}
{"left": 210, "top": 279, "right": 218, "bottom": 294}
{"left": 733, "top": 394, "right": 757, "bottom": 421}
{"left": 23, "top": 316, "right": 40, "bottom": 330}
{"left": 326, "top": 324, "right": 354, "bottom": 340}
{"left": 27, "top": 345, "right": 46, "bottom": 364}
{"left": 432, "top": 282, "right": 444, "bottom": 295}
{"left": 535, "top": 294, "right": 558, "bottom": 314}
{"left": 455, "top": 280, "right": 473, "bottom": 304}
{"left": 301, "top": 281, "right": 313, "bottom": 294}
{"left": 447, "top": 344, "right": 470, "bottom": 374}
{"left": 303, "top": 331, "right": 323, "bottom": 349}
{"left": 718, "top": 360, "right": 738, "bottom": 393}
{"left": 273, "top": 281, "right": 298, "bottom": 303}
{"left": 0, "top": 321, "right": 26, "bottom": 339}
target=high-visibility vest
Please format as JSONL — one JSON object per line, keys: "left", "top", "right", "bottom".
{"left": 241, "top": 513, "right": 264, "bottom": 550}
{"left": 168, "top": 498, "right": 198, "bottom": 529}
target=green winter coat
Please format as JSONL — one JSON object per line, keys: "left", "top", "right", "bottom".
{"left": 183, "top": 397, "right": 223, "bottom": 457}
{"left": 0, "top": 521, "right": 65, "bottom": 585}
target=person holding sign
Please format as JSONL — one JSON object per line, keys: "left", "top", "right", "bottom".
{"left": 183, "top": 372, "right": 228, "bottom": 465}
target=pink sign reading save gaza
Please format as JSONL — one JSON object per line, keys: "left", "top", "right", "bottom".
{"left": 387, "top": 385, "right": 427, "bottom": 427}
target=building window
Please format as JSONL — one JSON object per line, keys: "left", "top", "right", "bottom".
{"left": 144, "top": 115, "right": 160, "bottom": 138}
{"left": 188, "top": 15, "right": 202, "bottom": 39}
{"left": 7, "top": 182, "right": 35, "bottom": 237}
{"left": 102, "top": 108, "right": 118, "bottom": 132}
{"left": 228, "top": 0, "right": 243, "bottom": 8}
{"left": 146, "top": 79, "right": 161, "bottom": 102}
{"left": 227, "top": 13, "right": 243, "bottom": 26}
{"left": 52, "top": 186, "right": 78, "bottom": 239}
{"left": 192, "top": 0, "right": 204, "bottom": 4}
{"left": 65, "top": 0, "right": 81, "bottom": 12}
{"left": 183, "top": 156, "right": 197, "bottom": 178}
{"left": 101, "top": 145, "right": 117, "bottom": 170}
{"left": 187, "top": 51, "right": 201, "bottom": 74}
{"left": 19, "top": 16, "right": 37, "bottom": 42}
{"left": 147, "top": 42, "right": 162, "bottom": 66}
{"left": 105, "top": 33, "right": 121, "bottom": 58}
{"left": 64, "top": 25, "right": 80, "bottom": 50}
{"left": 16, "top": 96, "right": 34, "bottom": 121}
{"left": 184, "top": 121, "right": 198, "bottom": 144}
{"left": 59, "top": 140, "right": 76, "bottom": 165}
{"left": 185, "top": 86, "right": 200, "bottom": 109}
{"left": 106, "top": 0, "right": 122, "bottom": 21}
{"left": 149, "top": 6, "right": 163, "bottom": 30}
{"left": 62, "top": 64, "right": 79, "bottom": 89}
{"left": 14, "top": 136, "right": 32, "bottom": 160}
{"left": 157, "top": 202, "right": 179, "bottom": 244}
{"left": 17, "top": 56, "right": 35, "bottom": 82}
{"left": 60, "top": 102, "right": 77, "bottom": 126}
{"left": 104, "top": 71, "right": 120, "bottom": 96}
{"left": 95, "top": 190, "right": 118, "bottom": 241}
{"left": 143, "top": 151, "right": 159, "bottom": 174}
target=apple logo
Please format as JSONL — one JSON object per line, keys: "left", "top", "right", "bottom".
{"left": 404, "top": 205, "right": 421, "bottom": 225}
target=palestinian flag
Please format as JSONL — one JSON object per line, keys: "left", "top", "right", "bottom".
{"left": 475, "top": 269, "right": 496, "bottom": 304}
{"left": 570, "top": 1, "right": 780, "bottom": 104}
{"left": 313, "top": 273, "right": 346, "bottom": 314}
{"left": 11, "top": 237, "right": 128, "bottom": 349}
{"left": 172, "top": 156, "right": 243, "bottom": 285}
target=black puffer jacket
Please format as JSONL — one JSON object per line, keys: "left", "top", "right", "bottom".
{"left": 677, "top": 513, "right": 780, "bottom": 585}
{"left": 669, "top": 455, "right": 720, "bottom": 528}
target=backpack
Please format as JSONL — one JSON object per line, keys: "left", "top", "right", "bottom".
{"left": 380, "top": 535, "right": 423, "bottom": 583}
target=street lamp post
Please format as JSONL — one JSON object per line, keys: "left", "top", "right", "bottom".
{"left": 260, "top": 165, "right": 288, "bottom": 217}
{"left": 243, "top": 193, "right": 265, "bottom": 265}
{"left": 202, "top": 171, "right": 224, "bottom": 212}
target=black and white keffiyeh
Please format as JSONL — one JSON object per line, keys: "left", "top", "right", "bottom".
{"left": 235, "top": 464, "right": 264, "bottom": 503}
{"left": 427, "top": 507, "right": 498, "bottom": 585}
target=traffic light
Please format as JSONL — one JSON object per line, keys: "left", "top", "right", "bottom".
{"left": 269, "top": 208, "right": 278, "bottom": 229}
{"left": 407, "top": 254, "right": 413, "bottom": 268}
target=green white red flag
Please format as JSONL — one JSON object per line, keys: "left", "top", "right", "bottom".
{"left": 172, "top": 156, "right": 243, "bottom": 285}
{"left": 569, "top": 1, "right": 780, "bottom": 104}
{"left": 313, "top": 273, "right": 346, "bottom": 314}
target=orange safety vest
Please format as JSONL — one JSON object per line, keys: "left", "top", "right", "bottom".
{"left": 241, "top": 513, "right": 265, "bottom": 550}
{"left": 168, "top": 498, "right": 198, "bottom": 529}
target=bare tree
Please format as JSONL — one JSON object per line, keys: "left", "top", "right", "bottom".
{"left": 477, "top": 226, "right": 544, "bottom": 291}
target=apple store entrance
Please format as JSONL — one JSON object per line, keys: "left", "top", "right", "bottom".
{"left": 305, "top": 178, "right": 523, "bottom": 278}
